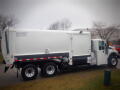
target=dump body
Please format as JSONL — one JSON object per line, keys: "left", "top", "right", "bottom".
{"left": 1, "top": 29, "right": 91, "bottom": 65}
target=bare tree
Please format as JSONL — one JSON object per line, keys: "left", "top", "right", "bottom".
{"left": 0, "top": 15, "right": 17, "bottom": 31}
{"left": 93, "top": 22, "right": 120, "bottom": 41}
{"left": 48, "top": 18, "right": 72, "bottom": 30}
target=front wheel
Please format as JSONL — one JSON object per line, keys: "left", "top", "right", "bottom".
{"left": 41, "top": 62, "right": 57, "bottom": 77}
{"left": 108, "top": 55, "right": 118, "bottom": 67}
{"left": 21, "top": 64, "right": 38, "bottom": 81}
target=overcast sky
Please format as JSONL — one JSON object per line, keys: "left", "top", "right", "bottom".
{"left": 0, "top": 0, "right": 120, "bottom": 29}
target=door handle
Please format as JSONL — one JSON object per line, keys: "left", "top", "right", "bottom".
{"left": 103, "top": 51, "right": 104, "bottom": 53}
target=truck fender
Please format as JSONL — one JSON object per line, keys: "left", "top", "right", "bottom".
{"left": 108, "top": 52, "right": 118, "bottom": 59}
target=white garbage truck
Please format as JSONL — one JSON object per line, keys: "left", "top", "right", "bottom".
{"left": 1, "top": 29, "right": 119, "bottom": 80}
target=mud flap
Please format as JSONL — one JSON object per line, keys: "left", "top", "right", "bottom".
{"left": 4, "top": 66, "right": 9, "bottom": 73}
{"left": 17, "top": 68, "right": 20, "bottom": 78}
{"left": 4, "top": 64, "right": 14, "bottom": 73}
{"left": 17, "top": 68, "right": 19, "bottom": 78}
{"left": 10, "top": 64, "right": 14, "bottom": 69}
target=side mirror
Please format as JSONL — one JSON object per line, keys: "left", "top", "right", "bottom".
{"left": 105, "top": 43, "right": 109, "bottom": 54}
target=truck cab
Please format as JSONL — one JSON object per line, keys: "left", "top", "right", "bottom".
{"left": 92, "top": 39, "right": 118, "bottom": 67}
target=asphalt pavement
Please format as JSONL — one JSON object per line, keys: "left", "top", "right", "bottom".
{"left": 0, "top": 60, "right": 120, "bottom": 87}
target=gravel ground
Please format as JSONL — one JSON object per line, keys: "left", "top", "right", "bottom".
{"left": 0, "top": 59, "right": 120, "bottom": 87}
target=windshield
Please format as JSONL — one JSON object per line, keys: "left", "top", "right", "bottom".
{"left": 99, "top": 41, "right": 105, "bottom": 50}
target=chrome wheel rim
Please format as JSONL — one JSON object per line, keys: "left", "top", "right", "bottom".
{"left": 25, "top": 68, "right": 35, "bottom": 78}
{"left": 111, "top": 58, "right": 117, "bottom": 65}
{"left": 46, "top": 65, "right": 55, "bottom": 75}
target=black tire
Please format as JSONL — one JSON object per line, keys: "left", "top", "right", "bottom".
{"left": 58, "top": 64, "right": 68, "bottom": 73}
{"left": 21, "top": 64, "right": 38, "bottom": 81}
{"left": 108, "top": 55, "right": 118, "bottom": 67}
{"left": 41, "top": 62, "right": 57, "bottom": 77}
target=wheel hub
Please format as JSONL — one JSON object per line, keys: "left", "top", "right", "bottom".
{"left": 25, "top": 68, "right": 35, "bottom": 78}
{"left": 46, "top": 65, "right": 55, "bottom": 75}
{"left": 111, "top": 58, "right": 117, "bottom": 65}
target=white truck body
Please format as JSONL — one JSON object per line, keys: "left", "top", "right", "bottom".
{"left": 1, "top": 29, "right": 91, "bottom": 65}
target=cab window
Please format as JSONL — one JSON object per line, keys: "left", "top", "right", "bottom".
{"left": 99, "top": 41, "right": 105, "bottom": 50}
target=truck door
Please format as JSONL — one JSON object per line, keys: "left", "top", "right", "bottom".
{"left": 96, "top": 41, "right": 107, "bottom": 65}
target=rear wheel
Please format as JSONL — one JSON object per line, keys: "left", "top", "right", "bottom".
{"left": 21, "top": 64, "right": 38, "bottom": 81}
{"left": 41, "top": 62, "right": 57, "bottom": 77}
{"left": 108, "top": 55, "right": 118, "bottom": 67}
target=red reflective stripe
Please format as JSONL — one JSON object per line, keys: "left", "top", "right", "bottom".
{"left": 36, "top": 58, "right": 40, "bottom": 60}
{"left": 43, "top": 58, "right": 47, "bottom": 60}
{"left": 56, "top": 56, "right": 60, "bottom": 58}
{"left": 48, "top": 57, "right": 55, "bottom": 59}
{"left": 30, "top": 58, "right": 34, "bottom": 60}
{"left": 15, "top": 60, "right": 19, "bottom": 62}
{"left": 22, "top": 59, "right": 26, "bottom": 61}
{"left": 15, "top": 56, "right": 63, "bottom": 62}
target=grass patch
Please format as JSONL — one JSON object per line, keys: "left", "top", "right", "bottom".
{"left": 0, "top": 69, "right": 120, "bottom": 90}
{"left": 79, "top": 69, "right": 120, "bottom": 90}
